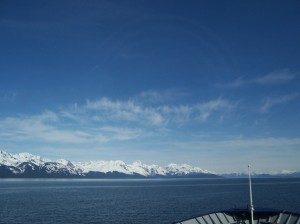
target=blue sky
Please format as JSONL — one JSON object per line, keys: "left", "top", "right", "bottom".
{"left": 0, "top": 1, "right": 300, "bottom": 173}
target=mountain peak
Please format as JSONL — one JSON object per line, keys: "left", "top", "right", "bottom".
{"left": 131, "top": 160, "right": 143, "bottom": 166}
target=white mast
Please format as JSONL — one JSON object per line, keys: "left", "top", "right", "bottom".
{"left": 248, "top": 165, "right": 255, "bottom": 224}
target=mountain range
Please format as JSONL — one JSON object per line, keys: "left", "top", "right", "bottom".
{"left": 1, "top": 151, "right": 299, "bottom": 178}
{"left": 0, "top": 151, "right": 219, "bottom": 178}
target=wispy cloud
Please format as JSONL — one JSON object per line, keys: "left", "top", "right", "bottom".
{"left": 84, "top": 97, "right": 164, "bottom": 126}
{"left": 219, "top": 69, "right": 296, "bottom": 88}
{"left": 260, "top": 93, "right": 299, "bottom": 113}
{"left": 195, "top": 97, "right": 232, "bottom": 122}
{"left": 134, "top": 89, "right": 190, "bottom": 104}
{"left": 0, "top": 94, "right": 235, "bottom": 146}
{"left": 0, "top": 111, "right": 106, "bottom": 144}
{"left": 254, "top": 69, "right": 296, "bottom": 85}
{"left": 62, "top": 95, "right": 233, "bottom": 126}
{"left": 217, "top": 77, "right": 245, "bottom": 88}
{"left": 0, "top": 111, "right": 149, "bottom": 145}
{"left": 0, "top": 90, "right": 17, "bottom": 103}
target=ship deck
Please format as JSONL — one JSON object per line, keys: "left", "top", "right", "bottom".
{"left": 174, "top": 209, "right": 300, "bottom": 224}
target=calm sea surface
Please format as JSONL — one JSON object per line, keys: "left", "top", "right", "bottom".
{"left": 0, "top": 178, "right": 299, "bottom": 224}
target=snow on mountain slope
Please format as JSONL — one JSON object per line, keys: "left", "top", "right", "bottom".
{"left": 0, "top": 151, "right": 81, "bottom": 175}
{"left": 76, "top": 160, "right": 132, "bottom": 174}
{"left": 0, "top": 151, "right": 18, "bottom": 166}
{"left": 0, "top": 150, "right": 49, "bottom": 166}
{"left": 43, "top": 161, "right": 82, "bottom": 175}
{"left": 0, "top": 150, "right": 214, "bottom": 177}
{"left": 56, "top": 159, "right": 79, "bottom": 173}
{"left": 76, "top": 160, "right": 169, "bottom": 176}
{"left": 166, "top": 163, "right": 209, "bottom": 175}
{"left": 129, "top": 160, "right": 166, "bottom": 176}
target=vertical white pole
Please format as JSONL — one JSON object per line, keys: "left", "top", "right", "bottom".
{"left": 248, "top": 165, "right": 255, "bottom": 224}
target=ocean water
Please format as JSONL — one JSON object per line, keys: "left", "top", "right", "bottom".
{"left": 0, "top": 178, "right": 299, "bottom": 224}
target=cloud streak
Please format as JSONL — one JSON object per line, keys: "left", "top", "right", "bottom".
{"left": 219, "top": 69, "right": 296, "bottom": 88}
{"left": 62, "top": 95, "right": 233, "bottom": 126}
{"left": 260, "top": 93, "right": 299, "bottom": 113}
{"left": 0, "top": 112, "right": 150, "bottom": 145}
{"left": 134, "top": 89, "right": 190, "bottom": 104}
{"left": 0, "top": 94, "right": 234, "bottom": 147}
{"left": 0, "top": 111, "right": 107, "bottom": 144}
{"left": 254, "top": 69, "right": 296, "bottom": 85}
{"left": 85, "top": 97, "right": 164, "bottom": 126}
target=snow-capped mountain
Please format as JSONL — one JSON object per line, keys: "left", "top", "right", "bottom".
{"left": 75, "top": 160, "right": 167, "bottom": 176}
{"left": 0, "top": 150, "right": 218, "bottom": 178}
{"left": 166, "top": 163, "right": 210, "bottom": 176}
{"left": 0, "top": 151, "right": 48, "bottom": 167}
{"left": 0, "top": 151, "right": 82, "bottom": 177}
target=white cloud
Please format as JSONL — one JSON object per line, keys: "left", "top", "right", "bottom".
{"left": 157, "top": 97, "right": 233, "bottom": 124}
{"left": 195, "top": 97, "right": 232, "bottom": 122}
{"left": 167, "top": 105, "right": 192, "bottom": 123}
{"left": 0, "top": 111, "right": 108, "bottom": 144}
{"left": 0, "top": 112, "right": 150, "bottom": 144}
{"left": 135, "top": 89, "right": 190, "bottom": 104}
{"left": 254, "top": 69, "right": 295, "bottom": 85}
{"left": 62, "top": 95, "right": 233, "bottom": 126}
{"left": 217, "top": 77, "right": 245, "bottom": 88}
{"left": 219, "top": 69, "right": 296, "bottom": 88}
{"left": 0, "top": 94, "right": 236, "bottom": 148}
{"left": 260, "top": 93, "right": 298, "bottom": 113}
{"left": 84, "top": 97, "right": 164, "bottom": 126}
